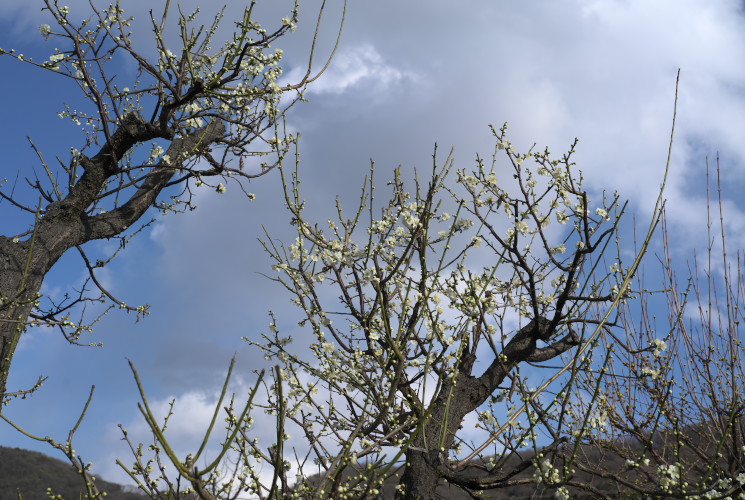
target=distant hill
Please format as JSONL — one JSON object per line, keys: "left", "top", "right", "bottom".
{"left": 0, "top": 444, "right": 614, "bottom": 499}
{"left": 0, "top": 446, "right": 146, "bottom": 500}
{"left": 2, "top": 424, "right": 726, "bottom": 499}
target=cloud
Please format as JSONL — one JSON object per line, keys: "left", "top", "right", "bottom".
{"left": 96, "top": 388, "right": 227, "bottom": 486}
{"left": 283, "top": 44, "right": 418, "bottom": 95}
{"left": 97, "top": 376, "right": 314, "bottom": 495}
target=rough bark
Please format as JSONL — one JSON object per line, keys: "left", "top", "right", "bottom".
{"left": 0, "top": 115, "right": 226, "bottom": 399}
{"left": 0, "top": 236, "right": 48, "bottom": 399}
{"left": 396, "top": 317, "right": 579, "bottom": 499}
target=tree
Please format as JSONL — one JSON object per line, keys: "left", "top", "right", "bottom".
{"left": 563, "top": 158, "right": 745, "bottom": 499}
{"left": 88, "top": 86, "right": 677, "bottom": 500}
{"left": 247, "top": 121, "right": 667, "bottom": 499}
{"left": 100, "top": 63, "right": 745, "bottom": 500}
{"left": 95, "top": 123, "right": 643, "bottom": 500}
{"left": 0, "top": 0, "right": 344, "bottom": 400}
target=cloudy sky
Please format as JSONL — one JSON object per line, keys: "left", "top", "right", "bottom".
{"left": 1, "top": 0, "right": 745, "bottom": 488}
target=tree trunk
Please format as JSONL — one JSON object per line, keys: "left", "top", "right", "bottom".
{"left": 396, "top": 370, "right": 479, "bottom": 500}
{"left": 0, "top": 117, "right": 225, "bottom": 402}
{"left": 397, "top": 450, "right": 444, "bottom": 500}
{"left": 396, "top": 318, "right": 561, "bottom": 498}
{"left": 0, "top": 235, "right": 53, "bottom": 399}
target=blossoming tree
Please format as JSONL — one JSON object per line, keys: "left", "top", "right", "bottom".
{"left": 108, "top": 86, "right": 679, "bottom": 500}
{"left": 564, "top": 162, "right": 745, "bottom": 499}
{"left": 250, "top": 123, "right": 656, "bottom": 499}
{"left": 0, "top": 0, "right": 343, "bottom": 400}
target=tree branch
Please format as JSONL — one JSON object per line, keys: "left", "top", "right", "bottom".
{"left": 85, "top": 119, "right": 226, "bottom": 240}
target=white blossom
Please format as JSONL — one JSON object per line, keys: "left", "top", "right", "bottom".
{"left": 651, "top": 338, "right": 668, "bottom": 356}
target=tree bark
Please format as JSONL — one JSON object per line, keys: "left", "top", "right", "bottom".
{"left": 395, "top": 317, "right": 576, "bottom": 499}
{"left": 397, "top": 370, "right": 474, "bottom": 499}
{"left": 0, "top": 236, "right": 48, "bottom": 399}
{"left": 0, "top": 116, "right": 225, "bottom": 400}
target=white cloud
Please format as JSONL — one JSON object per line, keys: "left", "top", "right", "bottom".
{"left": 283, "top": 44, "right": 417, "bottom": 95}
{"left": 97, "top": 376, "right": 323, "bottom": 496}
{"left": 98, "top": 386, "right": 257, "bottom": 487}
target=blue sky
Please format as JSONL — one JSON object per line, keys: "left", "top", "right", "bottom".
{"left": 1, "top": 0, "right": 745, "bottom": 488}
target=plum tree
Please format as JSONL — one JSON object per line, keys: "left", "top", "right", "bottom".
{"left": 0, "top": 0, "right": 344, "bottom": 400}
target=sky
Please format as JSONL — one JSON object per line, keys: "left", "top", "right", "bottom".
{"left": 1, "top": 0, "right": 745, "bottom": 490}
